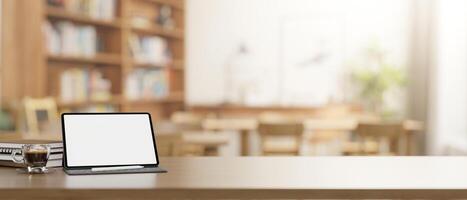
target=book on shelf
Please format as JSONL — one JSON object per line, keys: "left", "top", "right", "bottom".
{"left": 157, "top": 5, "right": 176, "bottom": 30}
{"left": 129, "top": 34, "right": 172, "bottom": 67}
{"left": 63, "top": 105, "right": 117, "bottom": 113}
{"left": 44, "top": 21, "right": 98, "bottom": 57}
{"left": 60, "top": 68, "right": 112, "bottom": 103}
{"left": 126, "top": 69, "right": 170, "bottom": 100}
{"left": 131, "top": 15, "right": 154, "bottom": 29}
{"left": 47, "top": 0, "right": 117, "bottom": 21}
{"left": 130, "top": 5, "right": 176, "bottom": 31}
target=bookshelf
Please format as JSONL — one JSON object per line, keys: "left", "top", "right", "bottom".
{"left": 27, "top": 0, "right": 185, "bottom": 121}
{"left": 45, "top": 6, "right": 122, "bottom": 28}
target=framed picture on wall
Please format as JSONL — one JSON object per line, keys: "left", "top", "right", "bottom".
{"left": 280, "top": 16, "right": 345, "bottom": 106}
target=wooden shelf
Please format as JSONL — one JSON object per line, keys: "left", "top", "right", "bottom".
{"left": 48, "top": 53, "right": 121, "bottom": 65}
{"left": 142, "top": 0, "right": 185, "bottom": 10}
{"left": 46, "top": 7, "right": 121, "bottom": 28}
{"left": 132, "top": 62, "right": 166, "bottom": 69}
{"left": 131, "top": 25, "right": 184, "bottom": 39}
{"left": 127, "top": 92, "right": 184, "bottom": 104}
{"left": 57, "top": 97, "right": 122, "bottom": 108}
{"left": 132, "top": 60, "right": 184, "bottom": 69}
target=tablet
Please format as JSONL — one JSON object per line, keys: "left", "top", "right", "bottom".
{"left": 61, "top": 113, "right": 165, "bottom": 175}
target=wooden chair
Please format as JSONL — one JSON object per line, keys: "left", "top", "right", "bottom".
{"left": 157, "top": 132, "right": 229, "bottom": 156}
{"left": 181, "top": 132, "right": 229, "bottom": 156}
{"left": 304, "top": 119, "right": 356, "bottom": 155}
{"left": 170, "top": 111, "right": 204, "bottom": 131}
{"left": 344, "top": 122, "right": 405, "bottom": 155}
{"left": 172, "top": 112, "right": 236, "bottom": 156}
{"left": 156, "top": 121, "right": 228, "bottom": 156}
{"left": 302, "top": 105, "right": 355, "bottom": 155}
{"left": 23, "top": 97, "right": 59, "bottom": 136}
{"left": 258, "top": 122, "right": 304, "bottom": 156}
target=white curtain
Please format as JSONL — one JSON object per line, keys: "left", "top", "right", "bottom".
{"left": 428, "top": 0, "right": 467, "bottom": 154}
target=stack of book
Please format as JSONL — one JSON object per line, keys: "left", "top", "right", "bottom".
{"left": 60, "top": 68, "right": 112, "bottom": 103}
{"left": 126, "top": 69, "right": 169, "bottom": 100}
{"left": 44, "top": 21, "right": 98, "bottom": 57}
{"left": 0, "top": 140, "right": 63, "bottom": 168}
{"left": 47, "top": 0, "right": 117, "bottom": 21}
{"left": 129, "top": 35, "right": 172, "bottom": 66}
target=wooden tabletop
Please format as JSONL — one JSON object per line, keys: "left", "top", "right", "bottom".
{"left": 202, "top": 118, "right": 424, "bottom": 132}
{"left": 1, "top": 157, "right": 467, "bottom": 199}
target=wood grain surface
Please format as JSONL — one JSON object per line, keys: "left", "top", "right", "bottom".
{"left": 0, "top": 157, "right": 466, "bottom": 199}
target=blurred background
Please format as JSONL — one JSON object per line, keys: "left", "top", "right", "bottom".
{"left": 0, "top": 0, "right": 465, "bottom": 156}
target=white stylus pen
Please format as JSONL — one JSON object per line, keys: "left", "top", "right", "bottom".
{"left": 91, "top": 165, "right": 144, "bottom": 172}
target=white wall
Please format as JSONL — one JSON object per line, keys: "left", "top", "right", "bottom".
{"left": 186, "top": 0, "right": 411, "bottom": 106}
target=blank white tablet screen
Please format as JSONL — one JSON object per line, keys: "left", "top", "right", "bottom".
{"left": 63, "top": 114, "right": 158, "bottom": 167}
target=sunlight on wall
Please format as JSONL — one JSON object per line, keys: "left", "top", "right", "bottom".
{"left": 187, "top": 0, "right": 410, "bottom": 107}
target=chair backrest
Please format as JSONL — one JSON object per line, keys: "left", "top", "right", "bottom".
{"left": 258, "top": 122, "right": 304, "bottom": 135}
{"left": 23, "top": 97, "right": 59, "bottom": 135}
{"left": 304, "top": 119, "right": 356, "bottom": 155}
{"left": 170, "top": 111, "right": 204, "bottom": 131}
{"left": 257, "top": 122, "right": 304, "bottom": 156}
{"left": 354, "top": 122, "right": 405, "bottom": 155}
{"left": 304, "top": 118, "right": 357, "bottom": 132}
{"left": 355, "top": 123, "right": 404, "bottom": 139}
{"left": 156, "top": 120, "right": 228, "bottom": 156}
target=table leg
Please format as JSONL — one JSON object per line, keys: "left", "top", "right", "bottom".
{"left": 406, "top": 132, "right": 413, "bottom": 155}
{"left": 240, "top": 130, "right": 250, "bottom": 156}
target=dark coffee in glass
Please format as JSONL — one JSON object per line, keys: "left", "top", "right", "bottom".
{"left": 24, "top": 150, "right": 49, "bottom": 167}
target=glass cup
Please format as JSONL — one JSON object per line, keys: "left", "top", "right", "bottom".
{"left": 11, "top": 144, "right": 50, "bottom": 173}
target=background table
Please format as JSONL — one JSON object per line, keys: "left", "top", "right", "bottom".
{"left": 203, "top": 118, "right": 257, "bottom": 155}
{"left": 202, "top": 118, "right": 423, "bottom": 156}
{"left": 1, "top": 157, "right": 467, "bottom": 199}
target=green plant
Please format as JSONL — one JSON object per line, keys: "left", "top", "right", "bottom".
{"left": 350, "top": 43, "right": 407, "bottom": 117}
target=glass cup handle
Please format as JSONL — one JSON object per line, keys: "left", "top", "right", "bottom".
{"left": 46, "top": 146, "right": 51, "bottom": 159}
{"left": 11, "top": 149, "right": 24, "bottom": 163}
